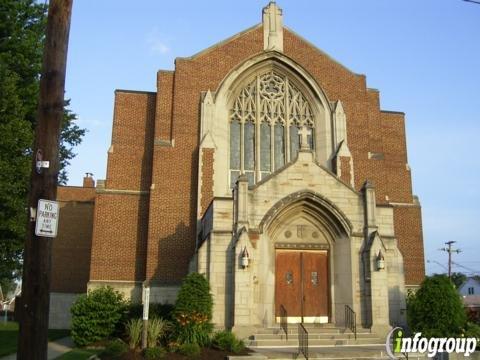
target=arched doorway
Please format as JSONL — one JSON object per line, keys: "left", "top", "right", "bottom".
{"left": 259, "top": 190, "right": 353, "bottom": 326}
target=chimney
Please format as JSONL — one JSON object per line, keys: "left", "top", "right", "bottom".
{"left": 83, "top": 172, "right": 95, "bottom": 188}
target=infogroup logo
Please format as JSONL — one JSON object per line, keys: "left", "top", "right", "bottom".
{"left": 385, "top": 327, "right": 477, "bottom": 359}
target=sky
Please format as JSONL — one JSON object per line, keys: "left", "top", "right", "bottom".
{"left": 64, "top": 0, "right": 480, "bottom": 276}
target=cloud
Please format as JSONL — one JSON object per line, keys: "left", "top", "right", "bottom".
{"left": 146, "top": 27, "right": 171, "bottom": 55}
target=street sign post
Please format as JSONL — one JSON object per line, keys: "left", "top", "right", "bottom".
{"left": 35, "top": 199, "right": 59, "bottom": 238}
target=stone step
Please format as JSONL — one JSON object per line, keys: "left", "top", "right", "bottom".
{"left": 248, "top": 337, "right": 385, "bottom": 347}
{"left": 253, "top": 333, "right": 379, "bottom": 340}
{"left": 250, "top": 346, "right": 428, "bottom": 360}
{"left": 255, "top": 327, "right": 371, "bottom": 335}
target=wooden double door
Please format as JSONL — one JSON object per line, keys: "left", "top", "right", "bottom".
{"left": 275, "top": 250, "right": 329, "bottom": 321}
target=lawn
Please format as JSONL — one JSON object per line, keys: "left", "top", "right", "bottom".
{"left": 0, "top": 322, "right": 70, "bottom": 356}
{"left": 55, "top": 348, "right": 101, "bottom": 360}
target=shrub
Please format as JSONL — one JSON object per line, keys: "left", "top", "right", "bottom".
{"left": 150, "top": 303, "right": 175, "bottom": 321}
{"left": 178, "top": 342, "right": 201, "bottom": 357}
{"left": 144, "top": 346, "right": 166, "bottom": 360}
{"left": 147, "top": 317, "right": 171, "bottom": 348}
{"left": 125, "top": 318, "right": 143, "bottom": 349}
{"left": 126, "top": 303, "right": 174, "bottom": 322}
{"left": 103, "top": 338, "right": 128, "bottom": 357}
{"left": 211, "top": 330, "right": 245, "bottom": 353}
{"left": 71, "top": 286, "right": 128, "bottom": 346}
{"left": 407, "top": 275, "right": 466, "bottom": 338}
{"left": 174, "top": 273, "right": 213, "bottom": 346}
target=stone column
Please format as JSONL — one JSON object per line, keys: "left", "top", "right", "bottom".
{"left": 362, "top": 181, "right": 390, "bottom": 335}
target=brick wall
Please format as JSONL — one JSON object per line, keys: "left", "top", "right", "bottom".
{"left": 393, "top": 205, "right": 426, "bottom": 285}
{"left": 88, "top": 90, "right": 155, "bottom": 282}
{"left": 51, "top": 187, "right": 95, "bottom": 293}
{"left": 200, "top": 148, "right": 214, "bottom": 216}
{"left": 89, "top": 193, "right": 149, "bottom": 281}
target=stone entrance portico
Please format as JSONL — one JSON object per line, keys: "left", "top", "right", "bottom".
{"left": 195, "top": 148, "right": 406, "bottom": 337}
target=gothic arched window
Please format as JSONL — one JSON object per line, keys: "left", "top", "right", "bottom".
{"left": 230, "top": 71, "right": 315, "bottom": 187}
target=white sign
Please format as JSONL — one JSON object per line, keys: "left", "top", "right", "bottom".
{"left": 35, "top": 199, "right": 59, "bottom": 238}
{"left": 142, "top": 287, "right": 150, "bottom": 320}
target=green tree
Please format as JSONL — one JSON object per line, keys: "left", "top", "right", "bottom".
{"left": 407, "top": 274, "right": 467, "bottom": 338}
{"left": 174, "top": 273, "right": 213, "bottom": 346}
{"left": 451, "top": 272, "right": 467, "bottom": 289}
{"left": 0, "top": 0, "right": 85, "bottom": 293}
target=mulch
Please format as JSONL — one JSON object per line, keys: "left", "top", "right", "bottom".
{"left": 103, "top": 347, "right": 251, "bottom": 359}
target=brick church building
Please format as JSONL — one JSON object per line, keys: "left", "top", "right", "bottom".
{"left": 50, "top": 2, "right": 425, "bottom": 336}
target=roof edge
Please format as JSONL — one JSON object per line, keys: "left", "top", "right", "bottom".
{"left": 177, "top": 23, "right": 262, "bottom": 61}
{"left": 283, "top": 26, "right": 363, "bottom": 77}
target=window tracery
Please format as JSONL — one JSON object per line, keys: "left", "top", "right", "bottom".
{"left": 230, "top": 71, "right": 315, "bottom": 187}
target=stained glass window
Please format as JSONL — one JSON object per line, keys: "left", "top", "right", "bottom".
{"left": 260, "top": 122, "right": 271, "bottom": 171}
{"left": 229, "top": 71, "right": 315, "bottom": 187}
{"left": 274, "top": 123, "right": 285, "bottom": 170}
{"left": 290, "top": 125, "right": 299, "bottom": 159}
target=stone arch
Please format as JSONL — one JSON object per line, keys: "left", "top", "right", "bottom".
{"left": 206, "top": 52, "right": 334, "bottom": 196}
{"left": 259, "top": 190, "right": 353, "bottom": 237}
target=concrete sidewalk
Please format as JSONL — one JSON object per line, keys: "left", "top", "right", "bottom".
{"left": 0, "top": 337, "right": 74, "bottom": 360}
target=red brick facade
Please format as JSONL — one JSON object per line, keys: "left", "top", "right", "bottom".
{"left": 52, "top": 19, "right": 425, "bottom": 293}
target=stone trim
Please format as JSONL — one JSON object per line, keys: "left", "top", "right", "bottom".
{"left": 154, "top": 138, "right": 175, "bottom": 147}
{"left": 389, "top": 202, "right": 421, "bottom": 208}
{"left": 275, "top": 242, "right": 330, "bottom": 250}
{"left": 96, "top": 189, "right": 149, "bottom": 196}
{"left": 114, "top": 89, "right": 156, "bottom": 95}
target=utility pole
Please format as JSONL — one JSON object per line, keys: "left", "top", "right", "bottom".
{"left": 439, "top": 241, "right": 461, "bottom": 278}
{"left": 18, "top": 1, "right": 73, "bottom": 359}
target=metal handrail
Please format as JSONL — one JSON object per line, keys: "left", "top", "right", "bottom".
{"left": 345, "top": 304, "right": 357, "bottom": 340}
{"left": 280, "top": 304, "right": 288, "bottom": 340}
{"left": 298, "top": 323, "right": 309, "bottom": 359}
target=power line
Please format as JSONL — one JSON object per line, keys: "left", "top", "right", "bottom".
{"left": 427, "top": 259, "right": 448, "bottom": 272}
{"left": 463, "top": 0, "right": 480, "bottom": 4}
{"left": 452, "top": 261, "right": 479, "bottom": 275}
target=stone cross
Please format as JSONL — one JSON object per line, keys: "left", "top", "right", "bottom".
{"left": 298, "top": 126, "right": 311, "bottom": 150}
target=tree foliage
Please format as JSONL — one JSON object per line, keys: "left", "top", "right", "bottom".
{"left": 0, "top": 0, "right": 85, "bottom": 292}
{"left": 407, "top": 274, "right": 467, "bottom": 338}
{"left": 174, "top": 272, "right": 213, "bottom": 345}
{"left": 70, "top": 287, "right": 128, "bottom": 347}
{"left": 451, "top": 272, "right": 467, "bottom": 289}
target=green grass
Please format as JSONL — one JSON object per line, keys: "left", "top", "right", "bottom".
{"left": 0, "top": 322, "right": 18, "bottom": 356}
{"left": 55, "top": 348, "right": 101, "bottom": 360}
{"left": 0, "top": 322, "right": 71, "bottom": 356}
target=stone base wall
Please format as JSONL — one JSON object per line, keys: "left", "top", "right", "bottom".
{"left": 49, "top": 292, "right": 81, "bottom": 329}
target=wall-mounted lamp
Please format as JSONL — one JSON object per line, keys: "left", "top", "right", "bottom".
{"left": 240, "top": 246, "right": 250, "bottom": 268}
{"left": 376, "top": 250, "right": 385, "bottom": 271}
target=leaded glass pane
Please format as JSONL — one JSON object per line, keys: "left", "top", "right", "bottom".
{"left": 290, "top": 125, "right": 299, "bottom": 159}
{"left": 230, "top": 120, "right": 240, "bottom": 170}
{"left": 244, "top": 121, "right": 255, "bottom": 171}
{"left": 274, "top": 124, "right": 285, "bottom": 170}
{"left": 308, "top": 127, "right": 314, "bottom": 150}
{"left": 230, "top": 170, "right": 240, "bottom": 189}
{"left": 261, "top": 171, "right": 270, "bottom": 180}
{"left": 260, "top": 122, "right": 271, "bottom": 171}
{"left": 245, "top": 171, "right": 255, "bottom": 186}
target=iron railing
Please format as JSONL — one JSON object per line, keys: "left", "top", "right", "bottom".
{"left": 298, "top": 323, "right": 309, "bottom": 359}
{"left": 280, "top": 304, "right": 288, "bottom": 340}
{"left": 345, "top": 304, "right": 357, "bottom": 340}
